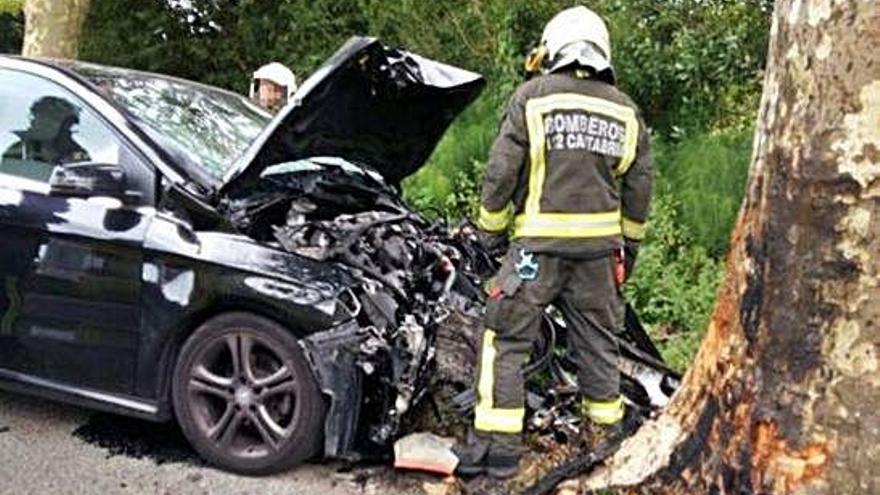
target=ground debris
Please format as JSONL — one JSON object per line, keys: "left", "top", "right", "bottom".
{"left": 394, "top": 432, "right": 459, "bottom": 476}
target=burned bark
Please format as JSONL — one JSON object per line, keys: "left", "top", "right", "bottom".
{"left": 560, "top": 2, "right": 880, "bottom": 494}
{"left": 22, "top": 0, "right": 90, "bottom": 59}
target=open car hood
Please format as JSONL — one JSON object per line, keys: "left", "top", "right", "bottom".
{"left": 221, "top": 37, "right": 485, "bottom": 195}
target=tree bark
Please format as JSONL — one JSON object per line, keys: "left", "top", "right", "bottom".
{"left": 22, "top": 0, "right": 90, "bottom": 59}
{"left": 560, "top": 1, "right": 880, "bottom": 494}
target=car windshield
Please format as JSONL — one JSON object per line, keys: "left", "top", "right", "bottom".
{"left": 69, "top": 63, "right": 271, "bottom": 180}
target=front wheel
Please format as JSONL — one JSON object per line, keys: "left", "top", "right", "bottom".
{"left": 172, "top": 312, "right": 326, "bottom": 475}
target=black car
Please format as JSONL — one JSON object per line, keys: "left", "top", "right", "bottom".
{"left": 0, "top": 37, "right": 489, "bottom": 474}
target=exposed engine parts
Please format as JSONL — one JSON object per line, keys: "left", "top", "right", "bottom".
{"left": 225, "top": 161, "right": 489, "bottom": 454}
{"left": 224, "top": 159, "right": 679, "bottom": 459}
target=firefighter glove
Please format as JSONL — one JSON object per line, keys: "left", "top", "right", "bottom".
{"left": 624, "top": 240, "right": 640, "bottom": 279}
{"left": 477, "top": 230, "right": 509, "bottom": 258}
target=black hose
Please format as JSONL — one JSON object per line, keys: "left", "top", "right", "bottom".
{"left": 523, "top": 313, "right": 557, "bottom": 377}
{"left": 556, "top": 299, "right": 679, "bottom": 377}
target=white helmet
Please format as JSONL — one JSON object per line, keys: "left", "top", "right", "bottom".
{"left": 540, "top": 6, "right": 612, "bottom": 75}
{"left": 250, "top": 62, "right": 298, "bottom": 99}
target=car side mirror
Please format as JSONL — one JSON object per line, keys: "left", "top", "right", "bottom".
{"left": 49, "top": 162, "right": 141, "bottom": 204}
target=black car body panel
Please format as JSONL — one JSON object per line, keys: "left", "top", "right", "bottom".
{"left": 222, "top": 36, "right": 486, "bottom": 192}
{"left": 0, "top": 183, "right": 358, "bottom": 411}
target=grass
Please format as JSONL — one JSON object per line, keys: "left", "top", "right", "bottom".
{"left": 654, "top": 129, "right": 753, "bottom": 258}
{"left": 623, "top": 194, "right": 725, "bottom": 372}
{"left": 404, "top": 92, "right": 501, "bottom": 221}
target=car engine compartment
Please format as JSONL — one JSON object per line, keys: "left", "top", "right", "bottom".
{"left": 222, "top": 158, "right": 679, "bottom": 460}
{"left": 222, "top": 159, "right": 492, "bottom": 455}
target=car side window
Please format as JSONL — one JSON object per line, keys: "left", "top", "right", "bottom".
{"left": 0, "top": 68, "right": 154, "bottom": 204}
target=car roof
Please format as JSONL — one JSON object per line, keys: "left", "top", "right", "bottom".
{"left": 0, "top": 55, "right": 245, "bottom": 102}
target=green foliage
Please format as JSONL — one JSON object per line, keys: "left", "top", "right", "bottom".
{"left": 0, "top": 0, "right": 22, "bottom": 15}
{"left": 654, "top": 129, "right": 753, "bottom": 257}
{"left": 599, "top": 0, "right": 771, "bottom": 136}
{"left": 624, "top": 194, "right": 724, "bottom": 372}
{"left": 80, "top": 0, "right": 770, "bottom": 138}
{"left": 81, "top": 0, "right": 543, "bottom": 95}
{"left": 0, "top": 11, "right": 23, "bottom": 53}
{"left": 403, "top": 95, "right": 499, "bottom": 221}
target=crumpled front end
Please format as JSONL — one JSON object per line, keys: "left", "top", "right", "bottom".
{"left": 223, "top": 160, "right": 491, "bottom": 458}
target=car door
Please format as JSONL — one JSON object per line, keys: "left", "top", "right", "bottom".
{"left": 0, "top": 67, "right": 155, "bottom": 395}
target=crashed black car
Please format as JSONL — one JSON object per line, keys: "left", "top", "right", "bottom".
{"left": 0, "top": 37, "right": 678, "bottom": 476}
{"left": 0, "top": 37, "right": 495, "bottom": 474}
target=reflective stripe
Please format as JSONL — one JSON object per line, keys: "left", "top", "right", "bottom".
{"left": 518, "top": 93, "right": 639, "bottom": 240}
{"left": 622, "top": 217, "right": 647, "bottom": 240}
{"left": 475, "top": 407, "right": 527, "bottom": 433}
{"left": 477, "top": 203, "right": 513, "bottom": 233}
{"left": 584, "top": 396, "right": 625, "bottom": 425}
{"left": 474, "top": 329, "right": 525, "bottom": 433}
{"left": 513, "top": 210, "right": 622, "bottom": 239}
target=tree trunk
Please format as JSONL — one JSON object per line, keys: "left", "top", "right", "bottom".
{"left": 560, "top": 2, "right": 880, "bottom": 494}
{"left": 22, "top": 0, "right": 90, "bottom": 59}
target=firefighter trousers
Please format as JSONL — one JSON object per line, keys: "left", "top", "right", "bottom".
{"left": 474, "top": 247, "right": 625, "bottom": 435}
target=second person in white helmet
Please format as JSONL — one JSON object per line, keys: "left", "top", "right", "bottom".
{"left": 250, "top": 62, "right": 297, "bottom": 112}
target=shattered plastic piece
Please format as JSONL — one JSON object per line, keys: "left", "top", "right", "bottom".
{"left": 394, "top": 432, "right": 459, "bottom": 476}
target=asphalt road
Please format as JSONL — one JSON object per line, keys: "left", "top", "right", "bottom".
{"left": 0, "top": 391, "right": 432, "bottom": 495}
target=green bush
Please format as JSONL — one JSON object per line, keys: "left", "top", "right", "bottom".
{"left": 0, "top": 11, "right": 22, "bottom": 53}
{"left": 654, "top": 129, "right": 753, "bottom": 257}
{"left": 601, "top": 0, "right": 771, "bottom": 135}
{"left": 0, "top": 0, "right": 21, "bottom": 15}
{"left": 624, "top": 194, "right": 724, "bottom": 372}
{"left": 403, "top": 93, "right": 501, "bottom": 221}
{"left": 80, "top": 0, "right": 770, "bottom": 138}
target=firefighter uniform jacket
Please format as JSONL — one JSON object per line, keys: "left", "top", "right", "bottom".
{"left": 477, "top": 71, "right": 652, "bottom": 255}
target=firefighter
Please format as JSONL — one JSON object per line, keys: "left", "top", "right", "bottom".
{"left": 249, "top": 62, "right": 297, "bottom": 112}
{"left": 455, "top": 6, "right": 652, "bottom": 478}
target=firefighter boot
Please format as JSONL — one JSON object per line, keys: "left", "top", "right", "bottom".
{"left": 454, "top": 432, "right": 523, "bottom": 479}
{"left": 453, "top": 431, "right": 490, "bottom": 477}
{"left": 580, "top": 396, "right": 626, "bottom": 448}
{"left": 581, "top": 416, "right": 623, "bottom": 449}
{"left": 486, "top": 432, "right": 524, "bottom": 479}
{"left": 580, "top": 400, "right": 642, "bottom": 449}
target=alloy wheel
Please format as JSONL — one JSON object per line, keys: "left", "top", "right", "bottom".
{"left": 186, "top": 332, "right": 301, "bottom": 459}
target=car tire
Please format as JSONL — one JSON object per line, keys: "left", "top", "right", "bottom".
{"left": 172, "top": 312, "right": 326, "bottom": 475}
